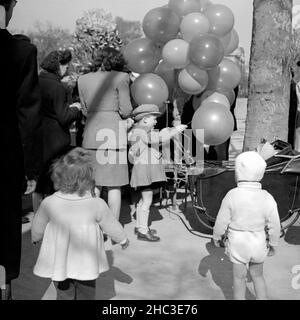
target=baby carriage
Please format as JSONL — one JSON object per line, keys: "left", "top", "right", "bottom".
{"left": 186, "top": 140, "right": 300, "bottom": 234}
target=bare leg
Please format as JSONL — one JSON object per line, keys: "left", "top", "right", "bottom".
{"left": 32, "top": 192, "right": 43, "bottom": 214}
{"left": 233, "top": 263, "right": 247, "bottom": 300}
{"left": 107, "top": 187, "right": 121, "bottom": 221}
{"left": 249, "top": 262, "right": 267, "bottom": 300}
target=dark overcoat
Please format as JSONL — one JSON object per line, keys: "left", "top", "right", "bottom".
{"left": 37, "top": 71, "right": 81, "bottom": 194}
{"left": 0, "top": 29, "right": 42, "bottom": 281}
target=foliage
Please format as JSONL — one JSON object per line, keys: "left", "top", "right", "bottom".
{"left": 27, "top": 22, "right": 73, "bottom": 67}
{"left": 73, "top": 9, "right": 123, "bottom": 66}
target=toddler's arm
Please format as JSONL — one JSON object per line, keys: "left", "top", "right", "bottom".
{"left": 96, "top": 199, "right": 128, "bottom": 245}
{"left": 31, "top": 200, "right": 50, "bottom": 243}
{"left": 213, "top": 194, "right": 232, "bottom": 242}
{"left": 266, "top": 197, "right": 281, "bottom": 248}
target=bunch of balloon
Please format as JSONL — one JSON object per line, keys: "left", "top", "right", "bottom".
{"left": 123, "top": 0, "right": 241, "bottom": 144}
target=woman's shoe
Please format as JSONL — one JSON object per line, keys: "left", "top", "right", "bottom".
{"left": 137, "top": 231, "right": 160, "bottom": 242}
{"left": 134, "top": 227, "right": 157, "bottom": 235}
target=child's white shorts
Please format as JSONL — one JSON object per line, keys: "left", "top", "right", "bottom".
{"left": 226, "top": 229, "right": 268, "bottom": 264}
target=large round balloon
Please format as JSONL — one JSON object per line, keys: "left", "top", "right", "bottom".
{"left": 131, "top": 73, "right": 169, "bottom": 108}
{"left": 224, "top": 29, "right": 239, "bottom": 55}
{"left": 199, "top": 0, "right": 212, "bottom": 12}
{"left": 142, "top": 7, "right": 181, "bottom": 44}
{"left": 204, "top": 4, "right": 235, "bottom": 37}
{"left": 192, "top": 101, "right": 234, "bottom": 145}
{"left": 208, "top": 58, "right": 242, "bottom": 91}
{"left": 162, "top": 39, "right": 190, "bottom": 69}
{"left": 186, "top": 64, "right": 208, "bottom": 86}
{"left": 193, "top": 89, "right": 235, "bottom": 110}
{"left": 154, "top": 60, "right": 176, "bottom": 96}
{"left": 192, "top": 92, "right": 231, "bottom": 111}
{"left": 189, "top": 34, "right": 224, "bottom": 69}
{"left": 123, "top": 37, "right": 160, "bottom": 74}
{"left": 178, "top": 68, "right": 207, "bottom": 94}
{"left": 219, "top": 32, "right": 232, "bottom": 50}
{"left": 180, "top": 12, "right": 210, "bottom": 42}
{"left": 168, "top": 0, "right": 200, "bottom": 17}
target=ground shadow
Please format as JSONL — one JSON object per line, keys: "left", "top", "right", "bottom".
{"left": 96, "top": 250, "right": 133, "bottom": 300}
{"left": 13, "top": 231, "right": 52, "bottom": 300}
{"left": 198, "top": 241, "right": 255, "bottom": 300}
{"left": 284, "top": 226, "right": 300, "bottom": 245}
{"left": 179, "top": 202, "right": 213, "bottom": 235}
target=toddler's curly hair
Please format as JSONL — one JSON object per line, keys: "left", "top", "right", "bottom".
{"left": 51, "top": 147, "right": 95, "bottom": 196}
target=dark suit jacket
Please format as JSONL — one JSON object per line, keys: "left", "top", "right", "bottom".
{"left": 39, "top": 71, "right": 81, "bottom": 163}
{"left": 0, "top": 29, "right": 42, "bottom": 281}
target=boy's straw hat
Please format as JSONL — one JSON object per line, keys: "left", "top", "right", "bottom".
{"left": 132, "top": 104, "right": 161, "bottom": 121}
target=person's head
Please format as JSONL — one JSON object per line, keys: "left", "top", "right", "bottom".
{"left": 0, "top": 0, "right": 17, "bottom": 27}
{"left": 235, "top": 151, "right": 266, "bottom": 183}
{"left": 40, "top": 49, "right": 72, "bottom": 78}
{"left": 92, "top": 46, "right": 126, "bottom": 72}
{"left": 51, "top": 148, "right": 95, "bottom": 196}
{"left": 132, "top": 104, "right": 161, "bottom": 130}
{"left": 14, "top": 34, "right": 31, "bottom": 42}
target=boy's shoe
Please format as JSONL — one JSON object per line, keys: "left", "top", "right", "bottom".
{"left": 134, "top": 227, "right": 157, "bottom": 235}
{"left": 137, "top": 231, "right": 160, "bottom": 242}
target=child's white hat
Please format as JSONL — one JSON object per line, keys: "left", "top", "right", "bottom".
{"left": 235, "top": 151, "right": 267, "bottom": 182}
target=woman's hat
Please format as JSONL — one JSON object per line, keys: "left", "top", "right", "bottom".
{"left": 132, "top": 104, "right": 161, "bottom": 121}
{"left": 235, "top": 151, "right": 266, "bottom": 182}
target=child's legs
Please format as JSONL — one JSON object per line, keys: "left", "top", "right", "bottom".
{"left": 232, "top": 263, "right": 247, "bottom": 300}
{"left": 249, "top": 262, "right": 267, "bottom": 300}
{"left": 75, "top": 279, "right": 96, "bottom": 300}
{"left": 53, "top": 279, "right": 76, "bottom": 300}
{"left": 138, "top": 189, "right": 153, "bottom": 234}
{"left": 107, "top": 187, "right": 121, "bottom": 221}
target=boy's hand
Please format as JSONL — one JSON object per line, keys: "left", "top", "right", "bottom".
{"left": 126, "top": 118, "right": 134, "bottom": 130}
{"left": 213, "top": 239, "right": 221, "bottom": 247}
{"left": 268, "top": 245, "right": 276, "bottom": 257}
{"left": 121, "top": 238, "right": 129, "bottom": 250}
{"left": 175, "top": 124, "right": 187, "bottom": 133}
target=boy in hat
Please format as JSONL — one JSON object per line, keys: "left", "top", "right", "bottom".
{"left": 128, "top": 104, "right": 187, "bottom": 242}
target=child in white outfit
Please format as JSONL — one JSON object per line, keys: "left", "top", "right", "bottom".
{"left": 31, "top": 148, "right": 129, "bottom": 300}
{"left": 213, "top": 151, "right": 281, "bottom": 300}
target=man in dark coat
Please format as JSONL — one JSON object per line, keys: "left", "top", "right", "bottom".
{"left": 0, "top": 0, "right": 42, "bottom": 299}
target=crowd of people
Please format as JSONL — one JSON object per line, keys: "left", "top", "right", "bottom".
{"left": 1, "top": 0, "right": 283, "bottom": 301}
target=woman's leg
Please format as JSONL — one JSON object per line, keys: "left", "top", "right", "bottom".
{"left": 107, "top": 187, "right": 121, "bottom": 221}
{"left": 249, "top": 262, "right": 267, "bottom": 300}
{"left": 32, "top": 192, "right": 43, "bottom": 214}
{"left": 232, "top": 263, "right": 247, "bottom": 300}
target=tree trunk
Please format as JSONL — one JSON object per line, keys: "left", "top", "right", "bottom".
{"left": 243, "top": 0, "right": 292, "bottom": 151}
